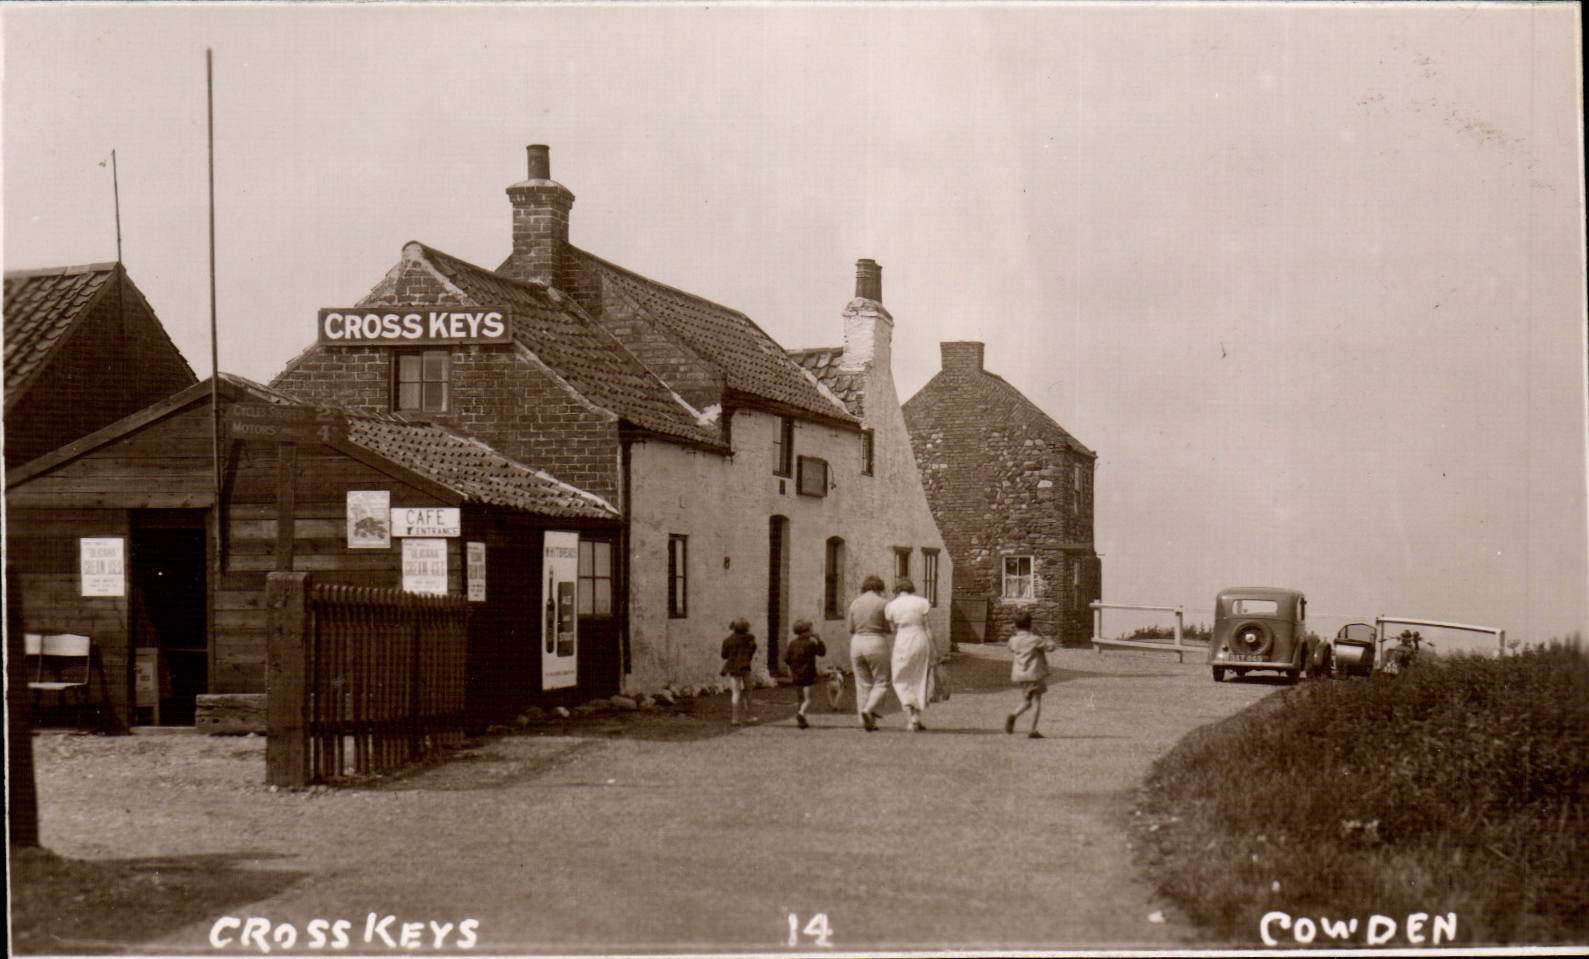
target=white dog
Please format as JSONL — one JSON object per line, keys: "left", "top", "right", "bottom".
{"left": 824, "top": 667, "right": 848, "bottom": 711}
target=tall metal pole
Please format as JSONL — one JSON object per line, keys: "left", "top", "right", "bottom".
{"left": 111, "top": 149, "right": 122, "bottom": 264}
{"left": 207, "top": 50, "right": 224, "bottom": 560}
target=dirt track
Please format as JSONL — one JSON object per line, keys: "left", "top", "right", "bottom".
{"left": 22, "top": 644, "right": 1279, "bottom": 954}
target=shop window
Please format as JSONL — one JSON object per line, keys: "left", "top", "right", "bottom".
{"left": 923, "top": 549, "right": 940, "bottom": 606}
{"left": 1003, "top": 555, "right": 1034, "bottom": 600}
{"left": 773, "top": 416, "right": 794, "bottom": 477}
{"left": 667, "top": 534, "right": 688, "bottom": 618}
{"left": 796, "top": 456, "right": 829, "bottom": 497}
{"left": 894, "top": 547, "right": 911, "bottom": 582}
{"left": 860, "top": 429, "right": 875, "bottom": 476}
{"left": 395, "top": 350, "right": 449, "bottom": 413}
{"left": 823, "top": 536, "right": 846, "bottom": 620}
{"left": 578, "top": 539, "right": 614, "bottom": 616}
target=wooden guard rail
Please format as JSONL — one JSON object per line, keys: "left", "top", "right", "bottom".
{"left": 1089, "top": 601, "right": 1188, "bottom": 663}
{"left": 267, "top": 571, "right": 469, "bottom": 787}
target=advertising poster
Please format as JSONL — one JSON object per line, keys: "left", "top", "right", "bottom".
{"left": 79, "top": 537, "right": 125, "bottom": 597}
{"left": 541, "top": 531, "right": 579, "bottom": 690}
{"left": 401, "top": 538, "right": 448, "bottom": 596}
{"left": 466, "top": 541, "right": 486, "bottom": 602}
{"left": 346, "top": 490, "right": 391, "bottom": 548}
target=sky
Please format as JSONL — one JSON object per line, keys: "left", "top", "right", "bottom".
{"left": 4, "top": 2, "right": 1585, "bottom": 646}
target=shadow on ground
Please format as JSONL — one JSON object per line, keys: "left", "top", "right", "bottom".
{"left": 9, "top": 848, "right": 305, "bottom": 954}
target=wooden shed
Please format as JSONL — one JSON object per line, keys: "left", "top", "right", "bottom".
{"left": 5, "top": 375, "right": 622, "bottom": 728}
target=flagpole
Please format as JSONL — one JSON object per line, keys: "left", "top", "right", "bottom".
{"left": 111, "top": 149, "right": 122, "bottom": 264}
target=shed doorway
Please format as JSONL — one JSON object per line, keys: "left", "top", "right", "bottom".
{"left": 130, "top": 511, "right": 207, "bottom": 725}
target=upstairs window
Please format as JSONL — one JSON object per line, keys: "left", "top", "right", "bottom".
{"left": 796, "top": 456, "right": 829, "bottom": 497}
{"left": 1003, "top": 555, "right": 1034, "bottom": 600}
{"left": 860, "top": 429, "right": 875, "bottom": 476}
{"left": 923, "top": 549, "right": 940, "bottom": 606}
{"left": 773, "top": 416, "right": 795, "bottom": 477}
{"left": 395, "top": 350, "right": 449, "bottom": 413}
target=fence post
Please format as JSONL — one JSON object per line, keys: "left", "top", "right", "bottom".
{"left": 1173, "top": 607, "right": 1185, "bottom": 663}
{"left": 267, "top": 570, "right": 312, "bottom": 787}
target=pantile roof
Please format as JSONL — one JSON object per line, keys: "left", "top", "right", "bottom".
{"left": 403, "top": 244, "right": 724, "bottom": 450}
{"left": 567, "top": 248, "right": 855, "bottom": 424}
{"left": 4, "top": 262, "right": 119, "bottom": 408}
{"left": 786, "top": 346, "right": 866, "bottom": 418}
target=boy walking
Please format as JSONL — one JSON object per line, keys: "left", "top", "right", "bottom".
{"left": 783, "top": 620, "right": 826, "bottom": 729}
{"left": 1004, "top": 613, "right": 1058, "bottom": 738}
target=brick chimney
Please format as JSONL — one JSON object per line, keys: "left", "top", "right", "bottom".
{"left": 841, "top": 258, "right": 893, "bottom": 374}
{"left": 940, "top": 341, "right": 984, "bottom": 372}
{"left": 503, "top": 144, "right": 574, "bottom": 289}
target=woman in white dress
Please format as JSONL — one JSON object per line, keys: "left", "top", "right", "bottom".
{"left": 885, "top": 578, "right": 937, "bottom": 731}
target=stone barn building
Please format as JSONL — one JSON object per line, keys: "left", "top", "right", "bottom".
{"left": 4, "top": 262, "right": 196, "bottom": 468}
{"left": 902, "top": 341, "right": 1099, "bottom": 646}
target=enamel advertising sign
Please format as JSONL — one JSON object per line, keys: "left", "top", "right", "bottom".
{"left": 317, "top": 307, "right": 513, "bottom": 345}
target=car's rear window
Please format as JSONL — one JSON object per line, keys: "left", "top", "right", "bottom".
{"left": 1231, "top": 599, "right": 1279, "bottom": 615}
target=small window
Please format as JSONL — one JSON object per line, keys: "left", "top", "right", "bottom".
{"left": 395, "top": 349, "right": 450, "bottom": 413}
{"left": 1003, "top": 556, "right": 1034, "bottom": 600}
{"left": 824, "top": 537, "right": 846, "bottom": 619}
{"left": 667, "top": 535, "right": 688, "bottom": 618}
{"left": 773, "top": 417, "right": 794, "bottom": 477}
{"left": 578, "top": 540, "right": 614, "bottom": 617}
{"left": 1073, "top": 464, "right": 1084, "bottom": 511}
{"left": 860, "top": 429, "right": 875, "bottom": 476}
{"left": 923, "top": 549, "right": 940, "bottom": 606}
{"left": 796, "top": 456, "right": 829, "bottom": 497}
{"left": 894, "top": 547, "right": 911, "bottom": 581}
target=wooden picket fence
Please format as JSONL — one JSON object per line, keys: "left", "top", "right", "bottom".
{"left": 266, "top": 571, "right": 468, "bottom": 786}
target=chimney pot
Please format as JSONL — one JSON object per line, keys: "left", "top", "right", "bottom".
{"left": 941, "top": 341, "right": 985, "bottom": 372}
{"left": 854, "top": 258, "right": 882, "bottom": 302}
{"left": 526, "top": 144, "right": 551, "bottom": 180}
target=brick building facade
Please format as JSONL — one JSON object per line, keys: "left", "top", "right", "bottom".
{"left": 4, "top": 262, "right": 196, "bottom": 469}
{"left": 272, "top": 146, "right": 950, "bottom": 691}
{"left": 902, "top": 341, "right": 1099, "bottom": 646}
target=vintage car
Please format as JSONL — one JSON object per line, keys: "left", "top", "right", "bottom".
{"left": 1208, "top": 587, "right": 1327, "bottom": 682}
{"left": 1328, "top": 622, "right": 1379, "bottom": 677}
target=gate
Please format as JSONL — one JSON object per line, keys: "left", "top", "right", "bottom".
{"left": 267, "top": 571, "right": 469, "bottom": 786}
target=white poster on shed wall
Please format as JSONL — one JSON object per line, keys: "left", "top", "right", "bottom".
{"left": 542, "top": 531, "right": 579, "bottom": 690}
{"left": 402, "top": 538, "right": 449, "bottom": 595}
{"left": 79, "top": 537, "right": 125, "bottom": 596}
{"left": 466, "top": 541, "right": 487, "bottom": 602}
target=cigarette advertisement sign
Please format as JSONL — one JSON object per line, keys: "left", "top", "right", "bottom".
{"left": 80, "top": 537, "right": 125, "bottom": 596}
{"left": 391, "top": 506, "right": 461, "bottom": 538}
{"left": 402, "top": 538, "right": 449, "bottom": 596}
{"left": 318, "top": 307, "right": 512, "bottom": 346}
{"left": 542, "top": 531, "right": 579, "bottom": 690}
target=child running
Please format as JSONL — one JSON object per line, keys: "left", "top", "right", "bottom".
{"left": 1004, "top": 613, "right": 1058, "bottom": 738}
{"left": 720, "top": 618, "right": 758, "bottom": 725}
{"left": 783, "top": 619, "right": 827, "bottom": 729}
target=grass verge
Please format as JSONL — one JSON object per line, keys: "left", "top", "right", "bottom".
{"left": 1133, "top": 644, "right": 1589, "bottom": 947}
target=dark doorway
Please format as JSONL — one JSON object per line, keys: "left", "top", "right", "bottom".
{"left": 130, "top": 511, "right": 208, "bottom": 725}
{"left": 577, "top": 537, "right": 621, "bottom": 698}
{"left": 767, "top": 516, "right": 789, "bottom": 673}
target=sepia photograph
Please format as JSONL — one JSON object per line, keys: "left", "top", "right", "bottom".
{"left": 4, "top": 1, "right": 1585, "bottom": 955}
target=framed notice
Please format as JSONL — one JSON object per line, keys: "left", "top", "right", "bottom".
{"left": 466, "top": 541, "right": 486, "bottom": 602}
{"left": 347, "top": 491, "right": 391, "bottom": 548}
{"left": 402, "top": 538, "right": 449, "bottom": 595}
{"left": 79, "top": 537, "right": 125, "bottom": 596}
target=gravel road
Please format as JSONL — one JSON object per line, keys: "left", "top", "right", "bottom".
{"left": 24, "top": 644, "right": 1277, "bottom": 954}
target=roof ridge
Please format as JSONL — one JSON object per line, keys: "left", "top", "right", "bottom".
{"left": 4, "top": 261, "right": 119, "bottom": 281}
{"left": 567, "top": 246, "right": 750, "bottom": 320}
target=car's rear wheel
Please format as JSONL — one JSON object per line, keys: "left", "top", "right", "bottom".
{"left": 1211, "top": 666, "right": 1226, "bottom": 682}
{"left": 1307, "top": 645, "right": 1333, "bottom": 680}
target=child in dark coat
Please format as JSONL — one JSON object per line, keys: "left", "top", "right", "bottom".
{"left": 720, "top": 618, "right": 758, "bottom": 725}
{"left": 783, "top": 620, "right": 827, "bottom": 729}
